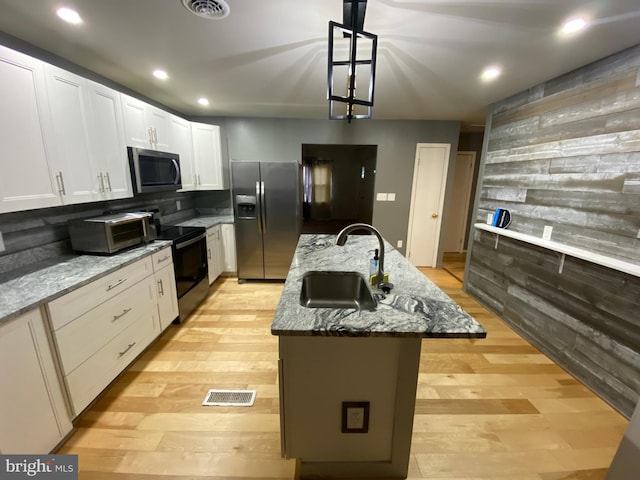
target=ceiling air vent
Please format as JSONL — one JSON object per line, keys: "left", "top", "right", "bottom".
{"left": 182, "top": 0, "right": 230, "bottom": 19}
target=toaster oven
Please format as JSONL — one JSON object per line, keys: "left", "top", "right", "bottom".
{"left": 68, "top": 212, "right": 157, "bottom": 254}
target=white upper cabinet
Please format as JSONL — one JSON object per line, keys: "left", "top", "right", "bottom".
{"left": 191, "top": 122, "right": 229, "bottom": 190}
{"left": 44, "top": 64, "right": 99, "bottom": 205}
{"left": 168, "top": 114, "right": 196, "bottom": 191}
{"left": 0, "top": 45, "right": 60, "bottom": 213}
{"left": 86, "top": 81, "right": 132, "bottom": 200}
{"left": 121, "top": 94, "right": 171, "bottom": 151}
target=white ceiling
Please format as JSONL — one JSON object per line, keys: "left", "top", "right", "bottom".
{"left": 1, "top": 0, "right": 639, "bottom": 126}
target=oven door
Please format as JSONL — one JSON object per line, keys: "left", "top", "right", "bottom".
{"left": 173, "top": 233, "right": 208, "bottom": 298}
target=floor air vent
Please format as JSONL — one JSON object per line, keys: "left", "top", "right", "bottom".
{"left": 202, "top": 389, "right": 256, "bottom": 407}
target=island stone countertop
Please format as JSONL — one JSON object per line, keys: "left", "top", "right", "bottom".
{"left": 271, "top": 234, "right": 487, "bottom": 338}
{"left": 175, "top": 214, "right": 234, "bottom": 229}
{"left": 0, "top": 241, "right": 172, "bottom": 326}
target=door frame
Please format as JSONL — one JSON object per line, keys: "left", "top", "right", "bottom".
{"left": 445, "top": 150, "right": 477, "bottom": 253}
{"left": 406, "top": 143, "right": 451, "bottom": 267}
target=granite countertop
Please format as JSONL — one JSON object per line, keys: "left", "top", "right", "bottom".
{"left": 271, "top": 234, "right": 487, "bottom": 338}
{"left": 176, "top": 215, "right": 234, "bottom": 229}
{"left": 0, "top": 241, "right": 172, "bottom": 326}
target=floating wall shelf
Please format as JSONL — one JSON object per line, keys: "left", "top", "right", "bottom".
{"left": 474, "top": 223, "right": 640, "bottom": 278}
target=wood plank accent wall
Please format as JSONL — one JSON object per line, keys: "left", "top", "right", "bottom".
{"left": 466, "top": 44, "right": 640, "bottom": 418}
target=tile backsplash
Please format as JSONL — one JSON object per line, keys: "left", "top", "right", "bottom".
{"left": 0, "top": 190, "right": 231, "bottom": 279}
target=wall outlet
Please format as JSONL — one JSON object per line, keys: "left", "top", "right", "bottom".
{"left": 637, "top": 228, "right": 640, "bottom": 239}
{"left": 397, "top": 240, "right": 403, "bottom": 248}
{"left": 387, "top": 193, "right": 396, "bottom": 201}
{"left": 0, "top": 232, "right": 5, "bottom": 253}
{"left": 542, "top": 225, "right": 553, "bottom": 240}
{"left": 176, "top": 200, "right": 181, "bottom": 210}
{"left": 342, "top": 401, "right": 369, "bottom": 433}
{"left": 376, "top": 192, "right": 388, "bottom": 201}
{"left": 486, "top": 213, "right": 493, "bottom": 224}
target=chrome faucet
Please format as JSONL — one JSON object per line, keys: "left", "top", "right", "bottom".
{"left": 336, "top": 223, "right": 392, "bottom": 292}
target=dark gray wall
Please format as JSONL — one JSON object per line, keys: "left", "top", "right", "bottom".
{"left": 193, "top": 116, "right": 461, "bottom": 260}
{"left": 465, "top": 44, "right": 640, "bottom": 417}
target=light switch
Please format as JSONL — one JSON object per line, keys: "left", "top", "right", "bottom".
{"left": 376, "top": 193, "right": 388, "bottom": 201}
{"left": 387, "top": 193, "right": 396, "bottom": 201}
{"left": 543, "top": 225, "right": 553, "bottom": 240}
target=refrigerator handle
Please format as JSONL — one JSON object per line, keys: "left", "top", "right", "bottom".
{"left": 255, "top": 181, "right": 263, "bottom": 233}
{"left": 260, "top": 181, "right": 266, "bottom": 232}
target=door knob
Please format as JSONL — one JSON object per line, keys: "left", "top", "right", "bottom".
{"left": 432, "top": 213, "right": 438, "bottom": 218}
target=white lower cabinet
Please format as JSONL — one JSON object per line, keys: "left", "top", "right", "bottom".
{"left": 0, "top": 308, "right": 73, "bottom": 453}
{"left": 152, "top": 247, "right": 179, "bottom": 331}
{"left": 221, "top": 223, "right": 236, "bottom": 272}
{"left": 206, "top": 225, "right": 224, "bottom": 284}
{"left": 47, "top": 256, "right": 160, "bottom": 417}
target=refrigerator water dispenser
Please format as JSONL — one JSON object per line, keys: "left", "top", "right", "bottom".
{"left": 236, "top": 195, "right": 257, "bottom": 219}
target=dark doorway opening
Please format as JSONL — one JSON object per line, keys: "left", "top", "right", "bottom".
{"left": 302, "top": 144, "right": 377, "bottom": 234}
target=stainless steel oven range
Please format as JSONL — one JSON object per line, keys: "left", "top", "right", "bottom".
{"left": 156, "top": 225, "right": 208, "bottom": 321}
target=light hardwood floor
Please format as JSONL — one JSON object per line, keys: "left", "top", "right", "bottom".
{"left": 57, "top": 270, "right": 628, "bottom": 479}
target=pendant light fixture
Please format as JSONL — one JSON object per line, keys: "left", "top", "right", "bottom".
{"left": 328, "top": 0, "right": 377, "bottom": 122}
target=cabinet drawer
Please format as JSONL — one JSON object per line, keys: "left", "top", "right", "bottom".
{"left": 48, "top": 256, "right": 153, "bottom": 330}
{"left": 55, "top": 275, "right": 157, "bottom": 375}
{"left": 66, "top": 312, "right": 157, "bottom": 415}
{"left": 151, "top": 246, "right": 173, "bottom": 271}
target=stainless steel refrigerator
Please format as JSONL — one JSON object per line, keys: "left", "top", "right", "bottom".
{"left": 231, "top": 161, "right": 301, "bottom": 280}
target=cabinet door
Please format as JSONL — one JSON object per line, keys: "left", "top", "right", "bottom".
{"left": 221, "top": 224, "right": 237, "bottom": 272}
{"left": 192, "top": 122, "right": 223, "bottom": 190}
{"left": 169, "top": 115, "right": 196, "bottom": 190}
{"left": 87, "top": 81, "right": 132, "bottom": 200}
{"left": 155, "top": 263, "right": 179, "bottom": 331}
{"left": 121, "top": 94, "right": 153, "bottom": 148}
{"left": 0, "top": 45, "right": 60, "bottom": 213}
{"left": 44, "top": 64, "right": 98, "bottom": 205}
{"left": 146, "top": 106, "right": 171, "bottom": 151}
{"left": 206, "top": 226, "right": 223, "bottom": 284}
{"left": 0, "top": 309, "right": 73, "bottom": 454}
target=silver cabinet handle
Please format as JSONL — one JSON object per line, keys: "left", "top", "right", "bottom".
{"left": 106, "top": 278, "right": 126, "bottom": 291}
{"left": 118, "top": 342, "right": 136, "bottom": 358}
{"left": 207, "top": 248, "right": 212, "bottom": 260}
{"left": 55, "top": 172, "right": 66, "bottom": 195}
{"left": 97, "top": 173, "right": 105, "bottom": 193}
{"left": 158, "top": 279, "right": 164, "bottom": 296}
{"left": 157, "top": 254, "right": 170, "bottom": 264}
{"left": 197, "top": 174, "right": 201, "bottom": 186}
{"left": 112, "top": 307, "right": 132, "bottom": 322}
{"left": 105, "top": 172, "right": 112, "bottom": 192}
{"left": 148, "top": 127, "right": 153, "bottom": 145}
{"left": 153, "top": 127, "right": 158, "bottom": 145}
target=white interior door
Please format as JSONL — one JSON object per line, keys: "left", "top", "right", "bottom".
{"left": 443, "top": 151, "right": 476, "bottom": 253}
{"left": 406, "top": 143, "right": 450, "bottom": 267}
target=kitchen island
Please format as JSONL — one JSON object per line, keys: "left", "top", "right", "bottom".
{"left": 272, "top": 234, "right": 486, "bottom": 478}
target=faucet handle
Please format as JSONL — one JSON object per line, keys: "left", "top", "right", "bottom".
{"left": 379, "top": 282, "right": 394, "bottom": 294}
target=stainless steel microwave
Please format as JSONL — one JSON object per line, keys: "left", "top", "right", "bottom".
{"left": 68, "top": 212, "right": 157, "bottom": 254}
{"left": 127, "top": 147, "right": 182, "bottom": 194}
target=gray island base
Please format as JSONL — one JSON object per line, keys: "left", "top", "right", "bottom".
{"left": 272, "top": 234, "right": 486, "bottom": 478}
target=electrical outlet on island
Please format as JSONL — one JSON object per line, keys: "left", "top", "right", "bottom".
{"left": 176, "top": 200, "right": 181, "bottom": 211}
{"left": 0, "top": 231, "right": 5, "bottom": 253}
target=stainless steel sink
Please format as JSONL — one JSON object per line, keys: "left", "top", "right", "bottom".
{"left": 299, "top": 271, "right": 376, "bottom": 310}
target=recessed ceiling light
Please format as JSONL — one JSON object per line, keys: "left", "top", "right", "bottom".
{"left": 560, "top": 17, "right": 589, "bottom": 35}
{"left": 198, "top": 98, "right": 210, "bottom": 106}
{"left": 480, "top": 66, "right": 501, "bottom": 82}
{"left": 153, "top": 69, "right": 169, "bottom": 80}
{"left": 56, "top": 7, "right": 82, "bottom": 25}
